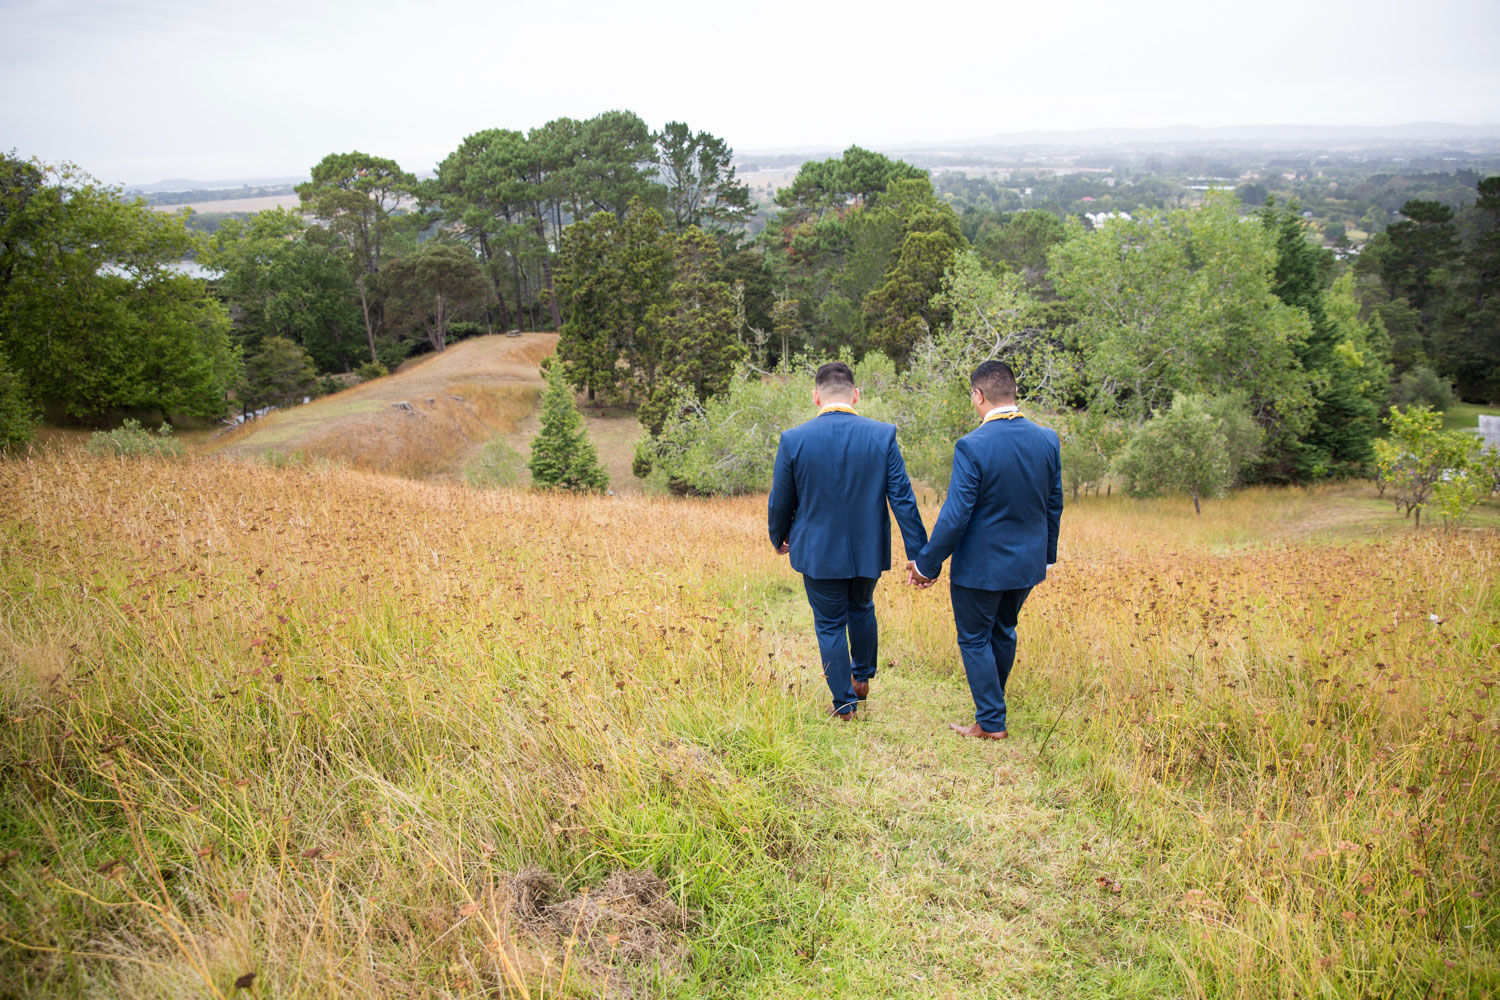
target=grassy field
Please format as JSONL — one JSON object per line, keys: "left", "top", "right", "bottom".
{"left": 208, "top": 334, "right": 647, "bottom": 493}
{"left": 1442, "top": 402, "right": 1500, "bottom": 434}
{"left": 1, "top": 452, "right": 1497, "bottom": 998}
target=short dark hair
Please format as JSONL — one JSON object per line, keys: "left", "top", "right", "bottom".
{"left": 971, "top": 360, "right": 1016, "bottom": 401}
{"left": 815, "top": 361, "right": 856, "bottom": 393}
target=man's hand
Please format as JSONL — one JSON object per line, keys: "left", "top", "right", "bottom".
{"left": 906, "top": 560, "right": 937, "bottom": 589}
{"left": 776, "top": 539, "right": 790, "bottom": 555}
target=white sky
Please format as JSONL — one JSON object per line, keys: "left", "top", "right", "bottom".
{"left": 3, "top": 0, "right": 1498, "bottom": 185}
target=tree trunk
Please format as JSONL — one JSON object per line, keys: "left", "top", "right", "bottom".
{"left": 542, "top": 255, "right": 562, "bottom": 331}
{"left": 1415, "top": 507, "right": 1421, "bottom": 530}
{"left": 1192, "top": 492, "right": 1201, "bottom": 515}
{"left": 357, "top": 273, "right": 377, "bottom": 364}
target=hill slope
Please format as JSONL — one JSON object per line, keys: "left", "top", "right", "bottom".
{"left": 209, "top": 334, "right": 644, "bottom": 490}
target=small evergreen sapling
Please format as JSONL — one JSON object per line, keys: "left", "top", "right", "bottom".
{"left": 527, "top": 363, "right": 608, "bottom": 493}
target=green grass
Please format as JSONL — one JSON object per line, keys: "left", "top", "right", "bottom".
{"left": 1440, "top": 401, "right": 1500, "bottom": 433}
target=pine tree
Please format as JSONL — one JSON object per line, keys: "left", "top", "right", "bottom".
{"left": 527, "top": 362, "right": 608, "bottom": 492}
{"left": 0, "top": 349, "right": 37, "bottom": 452}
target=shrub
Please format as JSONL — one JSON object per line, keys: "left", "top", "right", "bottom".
{"left": 83, "top": 419, "right": 182, "bottom": 458}
{"left": 636, "top": 353, "right": 896, "bottom": 496}
{"left": 355, "top": 361, "right": 389, "bottom": 382}
{"left": 1114, "top": 394, "right": 1263, "bottom": 514}
{"left": 465, "top": 437, "right": 527, "bottom": 490}
{"left": 0, "top": 351, "right": 38, "bottom": 452}
{"left": 1392, "top": 365, "right": 1456, "bottom": 412}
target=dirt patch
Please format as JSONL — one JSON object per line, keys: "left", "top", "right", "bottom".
{"left": 480, "top": 867, "right": 696, "bottom": 997}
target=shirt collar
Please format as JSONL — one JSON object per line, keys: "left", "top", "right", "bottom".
{"left": 984, "top": 405, "right": 1019, "bottom": 419}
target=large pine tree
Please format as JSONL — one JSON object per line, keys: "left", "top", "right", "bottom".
{"left": 527, "top": 362, "right": 608, "bottom": 492}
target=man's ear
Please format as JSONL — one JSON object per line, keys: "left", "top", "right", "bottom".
{"left": 813, "top": 388, "right": 822, "bottom": 408}
{"left": 851, "top": 387, "right": 861, "bottom": 406}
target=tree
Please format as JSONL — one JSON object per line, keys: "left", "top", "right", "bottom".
{"left": 1050, "top": 194, "right": 1314, "bottom": 478}
{"left": 1380, "top": 200, "right": 1459, "bottom": 318}
{"left": 888, "top": 254, "right": 1072, "bottom": 490}
{"left": 296, "top": 152, "right": 419, "bottom": 363}
{"left": 1373, "top": 404, "right": 1477, "bottom": 528}
{"left": 654, "top": 122, "right": 753, "bottom": 234}
{"left": 1262, "top": 200, "right": 1387, "bottom": 476}
{"left": 1113, "top": 393, "right": 1262, "bottom": 514}
{"left": 240, "top": 335, "right": 318, "bottom": 411}
{"left": 528, "top": 362, "right": 608, "bottom": 492}
{"left": 973, "top": 210, "right": 1067, "bottom": 287}
{"left": 0, "top": 157, "right": 238, "bottom": 423}
{"left": 636, "top": 227, "right": 747, "bottom": 435}
{"left": 199, "top": 209, "right": 364, "bottom": 372}
{"left": 382, "top": 241, "right": 491, "bottom": 352}
{"left": 554, "top": 201, "right": 673, "bottom": 400}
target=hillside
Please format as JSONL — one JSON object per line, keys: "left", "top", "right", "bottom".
{"left": 209, "top": 334, "right": 646, "bottom": 490}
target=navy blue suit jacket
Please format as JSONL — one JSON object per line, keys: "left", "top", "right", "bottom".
{"left": 914, "top": 416, "right": 1063, "bottom": 591}
{"left": 767, "top": 411, "right": 928, "bottom": 580}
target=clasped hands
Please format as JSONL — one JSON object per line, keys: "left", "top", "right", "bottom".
{"left": 905, "top": 560, "right": 937, "bottom": 590}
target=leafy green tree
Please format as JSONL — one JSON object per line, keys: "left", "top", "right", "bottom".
{"left": 637, "top": 227, "right": 747, "bottom": 435}
{"left": 654, "top": 122, "right": 753, "bottom": 234}
{"left": 0, "top": 348, "right": 36, "bottom": 450}
{"left": 973, "top": 209, "right": 1067, "bottom": 287}
{"left": 200, "top": 209, "right": 364, "bottom": 372}
{"left": 528, "top": 362, "right": 608, "bottom": 492}
{"left": 773, "top": 146, "right": 926, "bottom": 219}
{"left": 1392, "top": 365, "right": 1456, "bottom": 410}
{"left": 568, "top": 111, "right": 660, "bottom": 219}
{"left": 1113, "top": 393, "right": 1262, "bottom": 514}
{"left": 381, "top": 241, "right": 491, "bottom": 352}
{"left": 296, "top": 152, "right": 419, "bottom": 363}
{"left": 0, "top": 158, "right": 238, "bottom": 422}
{"left": 429, "top": 127, "right": 542, "bottom": 331}
{"left": 1373, "top": 405, "right": 1477, "bottom": 528}
{"left": 240, "top": 335, "right": 318, "bottom": 411}
{"left": 554, "top": 201, "right": 674, "bottom": 401}
{"left": 887, "top": 253, "right": 1073, "bottom": 489}
{"left": 1050, "top": 194, "right": 1314, "bottom": 479}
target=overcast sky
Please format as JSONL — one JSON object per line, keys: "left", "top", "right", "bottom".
{"left": 3, "top": 0, "right": 1498, "bottom": 186}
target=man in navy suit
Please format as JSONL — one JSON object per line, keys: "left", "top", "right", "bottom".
{"left": 768, "top": 362, "right": 928, "bottom": 720}
{"left": 908, "top": 361, "right": 1062, "bottom": 740}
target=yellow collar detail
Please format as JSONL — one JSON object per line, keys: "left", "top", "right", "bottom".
{"left": 981, "top": 410, "right": 1022, "bottom": 424}
{"left": 818, "top": 404, "right": 858, "bottom": 416}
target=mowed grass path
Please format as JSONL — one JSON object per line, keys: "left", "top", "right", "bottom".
{"left": 1, "top": 455, "right": 1498, "bottom": 998}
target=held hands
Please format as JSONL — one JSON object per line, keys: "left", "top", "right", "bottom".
{"left": 905, "top": 560, "right": 938, "bottom": 590}
{"left": 776, "top": 539, "right": 790, "bottom": 555}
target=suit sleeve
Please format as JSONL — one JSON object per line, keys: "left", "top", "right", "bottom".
{"left": 884, "top": 428, "right": 928, "bottom": 561}
{"left": 915, "top": 441, "right": 980, "bottom": 580}
{"left": 1046, "top": 430, "right": 1063, "bottom": 564}
{"left": 767, "top": 433, "right": 797, "bottom": 549}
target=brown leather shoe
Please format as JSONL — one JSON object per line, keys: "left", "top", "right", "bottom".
{"left": 949, "top": 722, "right": 1006, "bottom": 740}
{"left": 828, "top": 706, "right": 857, "bottom": 722}
{"left": 852, "top": 678, "right": 870, "bottom": 700}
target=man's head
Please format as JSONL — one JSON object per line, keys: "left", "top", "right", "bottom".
{"left": 970, "top": 360, "right": 1017, "bottom": 414}
{"left": 814, "top": 361, "right": 859, "bottom": 408}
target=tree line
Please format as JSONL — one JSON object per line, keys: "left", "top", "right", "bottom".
{"left": 1, "top": 118, "right": 1496, "bottom": 505}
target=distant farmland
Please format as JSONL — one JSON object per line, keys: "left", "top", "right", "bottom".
{"left": 149, "top": 193, "right": 303, "bottom": 214}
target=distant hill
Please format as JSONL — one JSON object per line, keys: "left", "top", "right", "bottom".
{"left": 125, "top": 175, "right": 307, "bottom": 194}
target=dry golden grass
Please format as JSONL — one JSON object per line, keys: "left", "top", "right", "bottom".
{"left": 210, "top": 335, "right": 557, "bottom": 481}
{"left": 1, "top": 451, "right": 1496, "bottom": 998}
